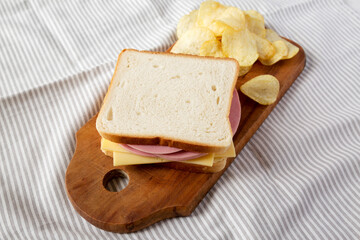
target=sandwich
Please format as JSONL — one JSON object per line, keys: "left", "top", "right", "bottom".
{"left": 96, "top": 49, "right": 241, "bottom": 173}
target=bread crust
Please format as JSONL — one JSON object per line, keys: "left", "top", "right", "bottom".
{"left": 97, "top": 49, "right": 239, "bottom": 154}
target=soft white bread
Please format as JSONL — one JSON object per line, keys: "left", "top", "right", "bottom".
{"left": 96, "top": 49, "right": 239, "bottom": 153}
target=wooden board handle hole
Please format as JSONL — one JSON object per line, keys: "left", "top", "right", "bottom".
{"left": 103, "top": 169, "right": 129, "bottom": 192}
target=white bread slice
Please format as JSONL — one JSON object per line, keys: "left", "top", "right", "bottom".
{"left": 96, "top": 49, "right": 239, "bottom": 153}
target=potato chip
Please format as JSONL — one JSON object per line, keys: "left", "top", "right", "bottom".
{"left": 265, "top": 28, "right": 281, "bottom": 42}
{"left": 197, "top": 0, "right": 227, "bottom": 28}
{"left": 171, "top": 27, "right": 216, "bottom": 55}
{"left": 252, "top": 33, "right": 275, "bottom": 60}
{"left": 208, "top": 20, "right": 232, "bottom": 37}
{"left": 266, "top": 29, "right": 299, "bottom": 59}
{"left": 216, "top": 7, "right": 245, "bottom": 31}
{"left": 284, "top": 42, "right": 299, "bottom": 59}
{"left": 176, "top": 10, "right": 198, "bottom": 39}
{"left": 259, "top": 40, "right": 288, "bottom": 65}
{"left": 245, "top": 10, "right": 264, "bottom": 21}
{"left": 222, "top": 28, "right": 259, "bottom": 66}
{"left": 238, "top": 65, "right": 252, "bottom": 76}
{"left": 208, "top": 7, "right": 245, "bottom": 37}
{"left": 199, "top": 40, "right": 225, "bottom": 57}
{"left": 283, "top": 41, "right": 299, "bottom": 59}
{"left": 240, "top": 75, "right": 280, "bottom": 105}
{"left": 245, "top": 10, "right": 266, "bottom": 38}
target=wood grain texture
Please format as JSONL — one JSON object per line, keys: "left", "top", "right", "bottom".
{"left": 65, "top": 39, "right": 305, "bottom": 233}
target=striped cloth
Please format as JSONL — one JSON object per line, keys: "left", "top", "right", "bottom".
{"left": 1, "top": 0, "right": 359, "bottom": 239}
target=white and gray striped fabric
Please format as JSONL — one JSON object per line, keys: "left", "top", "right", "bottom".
{"left": 1, "top": 0, "right": 359, "bottom": 239}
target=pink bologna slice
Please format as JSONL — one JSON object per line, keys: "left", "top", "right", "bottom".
{"left": 123, "top": 90, "right": 241, "bottom": 161}
{"left": 230, "top": 89, "right": 241, "bottom": 135}
{"left": 120, "top": 144, "right": 156, "bottom": 157}
{"left": 128, "top": 145, "right": 182, "bottom": 154}
{"left": 121, "top": 144, "right": 206, "bottom": 161}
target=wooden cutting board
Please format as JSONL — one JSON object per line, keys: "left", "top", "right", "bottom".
{"left": 65, "top": 39, "right": 305, "bottom": 233}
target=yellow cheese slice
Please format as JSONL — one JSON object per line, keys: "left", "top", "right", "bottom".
{"left": 101, "top": 138, "right": 235, "bottom": 157}
{"left": 101, "top": 138, "right": 127, "bottom": 153}
{"left": 101, "top": 138, "right": 235, "bottom": 167}
{"left": 113, "top": 152, "right": 215, "bottom": 167}
{"left": 216, "top": 142, "right": 236, "bottom": 158}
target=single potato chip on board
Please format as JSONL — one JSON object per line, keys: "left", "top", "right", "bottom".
{"left": 240, "top": 75, "right": 280, "bottom": 105}
{"left": 259, "top": 40, "right": 288, "bottom": 65}
{"left": 222, "top": 28, "right": 259, "bottom": 66}
{"left": 177, "top": 10, "right": 198, "bottom": 39}
{"left": 266, "top": 29, "right": 299, "bottom": 59}
{"left": 171, "top": 27, "right": 216, "bottom": 55}
{"left": 245, "top": 10, "right": 266, "bottom": 38}
{"left": 197, "top": 0, "right": 227, "bottom": 28}
{"left": 199, "top": 39, "right": 225, "bottom": 57}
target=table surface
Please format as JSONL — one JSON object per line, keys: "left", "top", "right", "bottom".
{"left": 346, "top": 0, "right": 360, "bottom": 12}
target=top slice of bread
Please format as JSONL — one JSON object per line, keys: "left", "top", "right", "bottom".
{"left": 96, "top": 49, "right": 239, "bottom": 153}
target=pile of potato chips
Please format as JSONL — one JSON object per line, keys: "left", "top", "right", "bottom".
{"left": 171, "top": 0, "right": 299, "bottom": 76}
